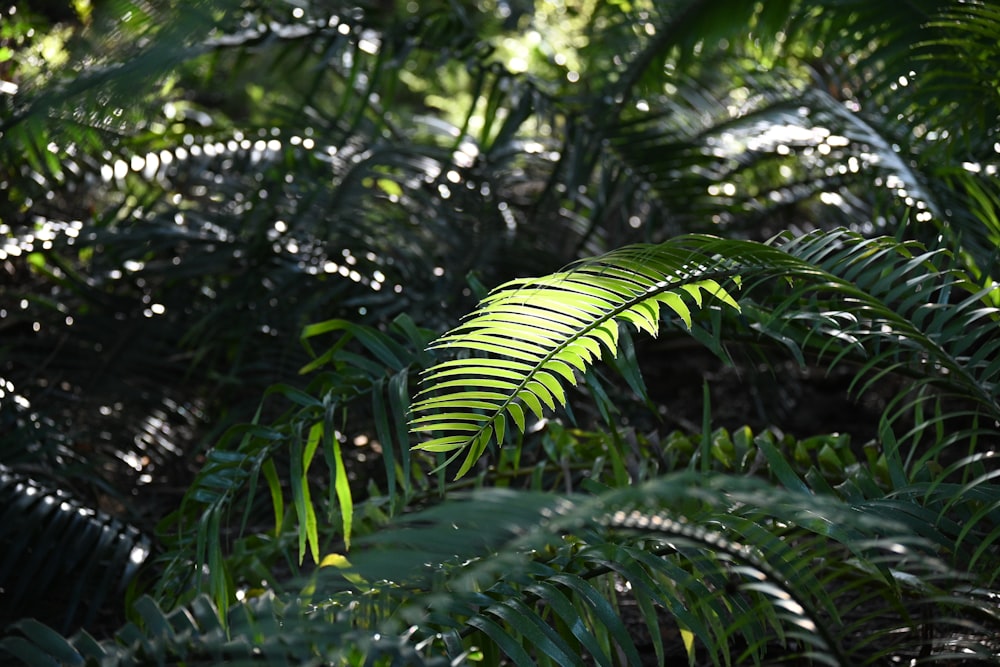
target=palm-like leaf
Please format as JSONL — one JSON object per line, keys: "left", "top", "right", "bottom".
{"left": 527, "top": 0, "right": 1000, "bottom": 277}
{"left": 406, "top": 225, "right": 1000, "bottom": 662}
{"left": 409, "top": 235, "right": 769, "bottom": 477}
{"left": 412, "top": 228, "right": 1000, "bottom": 480}
{"left": 749, "top": 230, "right": 1000, "bottom": 417}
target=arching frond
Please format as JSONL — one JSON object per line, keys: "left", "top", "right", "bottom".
{"left": 412, "top": 228, "right": 1000, "bottom": 479}
{"left": 745, "top": 229, "right": 1000, "bottom": 447}
{"left": 410, "top": 235, "right": 774, "bottom": 478}
{"left": 5, "top": 0, "right": 1000, "bottom": 661}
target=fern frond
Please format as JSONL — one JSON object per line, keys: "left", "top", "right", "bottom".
{"left": 410, "top": 235, "right": 773, "bottom": 478}
{"left": 412, "top": 228, "right": 1000, "bottom": 480}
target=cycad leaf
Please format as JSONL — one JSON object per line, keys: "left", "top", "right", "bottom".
{"left": 410, "top": 234, "right": 749, "bottom": 477}
{"left": 411, "top": 227, "right": 1000, "bottom": 480}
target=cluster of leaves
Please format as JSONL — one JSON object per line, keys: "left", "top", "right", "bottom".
{"left": 3, "top": 0, "right": 1000, "bottom": 664}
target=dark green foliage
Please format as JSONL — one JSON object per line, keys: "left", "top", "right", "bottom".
{"left": 0, "top": 464, "right": 149, "bottom": 634}
{"left": 3, "top": 592, "right": 459, "bottom": 666}
{"left": 3, "top": 0, "right": 1000, "bottom": 664}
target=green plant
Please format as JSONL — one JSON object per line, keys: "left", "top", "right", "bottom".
{"left": 8, "top": 227, "right": 1000, "bottom": 664}
{"left": 4, "top": 0, "right": 1000, "bottom": 664}
{"left": 401, "top": 227, "right": 1000, "bottom": 661}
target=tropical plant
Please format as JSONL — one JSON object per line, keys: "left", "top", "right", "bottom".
{"left": 3, "top": 0, "right": 1000, "bottom": 664}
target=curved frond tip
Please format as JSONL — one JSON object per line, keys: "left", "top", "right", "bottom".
{"left": 410, "top": 235, "right": 752, "bottom": 478}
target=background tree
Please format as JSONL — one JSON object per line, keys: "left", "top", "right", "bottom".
{"left": 2, "top": 0, "right": 999, "bottom": 663}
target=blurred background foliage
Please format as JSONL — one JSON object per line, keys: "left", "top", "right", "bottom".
{"left": 1, "top": 0, "right": 1000, "bottom": 663}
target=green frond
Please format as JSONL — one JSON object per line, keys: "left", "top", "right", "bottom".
{"left": 13, "top": 468, "right": 999, "bottom": 665}
{"left": 410, "top": 235, "right": 759, "bottom": 478}
{"left": 412, "top": 228, "right": 1000, "bottom": 480}
{"left": 341, "top": 474, "right": 1000, "bottom": 664}
{"left": 753, "top": 230, "right": 1000, "bottom": 425}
